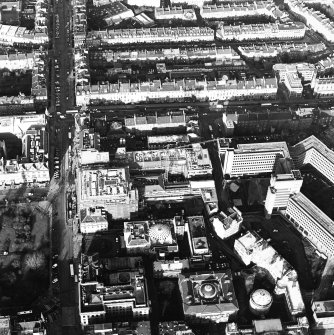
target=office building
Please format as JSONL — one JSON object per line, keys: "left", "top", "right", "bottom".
{"left": 220, "top": 141, "right": 290, "bottom": 178}
{"left": 126, "top": 144, "right": 212, "bottom": 179}
{"left": 217, "top": 22, "right": 306, "bottom": 41}
{"left": 290, "top": 135, "right": 334, "bottom": 183}
{"left": 0, "top": 114, "right": 46, "bottom": 138}
{"left": 264, "top": 169, "right": 303, "bottom": 215}
{"left": 178, "top": 270, "right": 239, "bottom": 323}
{"left": 285, "top": 0, "right": 334, "bottom": 43}
{"left": 154, "top": 7, "right": 196, "bottom": 20}
{"left": 80, "top": 207, "right": 108, "bottom": 234}
{"left": 75, "top": 77, "right": 277, "bottom": 105}
{"left": 80, "top": 270, "right": 149, "bottom": 326}
{"left": 210, "top": 207, "right": 243, "bottom": 240}
{"left": 225, "top": 318, "right": 309, "bottom": 335}
{"left": 86, "top": 27, "right": 214, "bottom": 47}
{"left": 273, "top": 63, "right": 317, "bottom": 98}
{"left": 79, "top": 167, "right": 138, "bottom": 219}
{"left": 234, "top": 231, "right": 305, "bottom": 315}
{"left": 285, "top": 192, "right": 334, "bottom": 257}
{"left": 200, "top": 2, "right": 276, "bottom": 19}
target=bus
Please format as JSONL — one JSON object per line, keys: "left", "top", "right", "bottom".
{"left": 69, "top": 263, "right": 74, "bottom": 277}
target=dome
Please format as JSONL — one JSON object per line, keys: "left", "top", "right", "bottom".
{"left": 149, "top": 224, "right": 172, "bottom": 244}
{"left": 199, "top": 283, "right": 218, "bottom": 299}
{"left": 249, "top": 289, "right": 273, "bottom": 316}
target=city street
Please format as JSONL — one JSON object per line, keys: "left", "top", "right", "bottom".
{"left": 47, "top": 0, "right": 80, "bottom": 332}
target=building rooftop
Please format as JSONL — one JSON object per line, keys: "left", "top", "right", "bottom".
{"left": 289, "top": 192, "right": 334, "bottom": 237}
{"left": 80, "top": 167, "right": 130, "bottom": 201}
{"left": 179, "top": 270, "right": 238, "bottom": 316}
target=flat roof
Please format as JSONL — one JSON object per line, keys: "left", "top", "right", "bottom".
{"left": 290, "top": 192, "right": 334, "bottom": 236}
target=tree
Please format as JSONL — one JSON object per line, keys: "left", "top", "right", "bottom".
{"left": 24, "top": 252, "right": 46, "bottom": 271}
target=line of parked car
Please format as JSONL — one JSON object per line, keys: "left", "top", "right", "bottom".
{"left": 54, "top": 147, "right": 60, "bottom": 179}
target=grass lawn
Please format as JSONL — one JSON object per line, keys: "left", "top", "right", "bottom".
{"left": 0, "top": 201, "right": 50, "bottom": 310}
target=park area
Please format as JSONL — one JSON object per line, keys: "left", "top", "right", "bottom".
{"left": 0, "top": 201, "right": 50, "bottom": 310}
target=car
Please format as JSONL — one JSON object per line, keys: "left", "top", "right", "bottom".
{"left": 52, "top": 278, "right": 58, "bottom": 284}
{"left": 273, "top": 229, "right": 279, "bottom": 233}
{"left": 52, "top": 254, "right": 58, "bottom": 260}
{"left": 52, "top": 263, "right": 58, "bottom": 269}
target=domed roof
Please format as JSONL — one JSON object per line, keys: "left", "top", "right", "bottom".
{"left": 251, "top": 289, "right": 272, "bottom": 307}
{"left": 149, "top": 224, "right": 172, "bottom": 244}
{"left": 199, "top": 283, "right": 217, "bottom": 299}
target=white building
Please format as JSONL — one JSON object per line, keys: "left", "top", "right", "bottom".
{"left": 153, "top": 258, "right": 189, "bottom": 277}
{"left": 217, "top": 22, "right": 306, "bottom": 41}
{"left": 220, "top": 141, "right": 290, "bottom": 178}
{"left": 290, "top": 135, "right": 334, "bottom": 184}
{"left": 200, "top": 2, "right": 276, "bottom": 20}
{"left": 80, "top": 150, "right": 109, "bottom": 165}
{"left": 80, "top": 207, "right": 108, "bottom": 234}
{"left": 0, "top": 53, "right": 34, "bottom": 70}
{"left": 210, "top": 207, "right": 243, "bottom": 240}
{"left": 86, "top": 27, "right": 214, "bottom": 46}
{"left": 126, "top": 144, "right": 212, "bottom": 179}
{"left": 314, "top": 77, "right": 334, "bottom": 98}
{"left": 273, "top": 63, "right": 317, "bottom": 98}
{"left": 78, "top": 167, "right": 138, "bottom": 219}
{"left": 76, "top": 77, "right": 277, "bottom": 105}
{"left": 90, "top": 46, "right": 240, "bottom": 63}
{"left": 285, "top": 192, "right": 334, "bottom": 257}
{"left": 80, "top": 272, "right": 149, "bottom": 326}
{"left": 264, "top": 170, "right": 303, "bottom": 215}
{"left": 125, "top": 113, "right": 186, "bottom": 132}
{"left": 285, "top": 0, "right": 334, "bottom": 43}
{"left": 0, "top": 24, "right": 48, "bottom": 46}
{"left": 0, "top": 159, "right": 49, "bottom": 186}
{"left": 239, "top": 42, "right": 326, "bottom": 59}
{"left": 234, "top": 231, "right": 305, "bottom": 316}
{"left": 170, "top": 0, "right": 208, "bottom": 7}
{"left": 125, "top": 0, "right": 160, "bottom": 6}
{"left": 154, "top": 7, "right": 196, "bottom": 20}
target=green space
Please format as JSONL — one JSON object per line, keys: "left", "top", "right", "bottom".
{"left": 0, "top": 201, "right": 50, "bottom": 310}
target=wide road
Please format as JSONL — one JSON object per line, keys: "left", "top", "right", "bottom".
{"left": 48, "top": 0, "right": 80, "bottom": 332}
